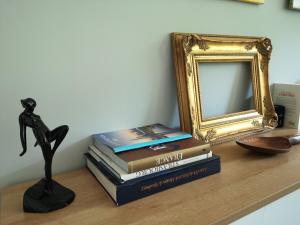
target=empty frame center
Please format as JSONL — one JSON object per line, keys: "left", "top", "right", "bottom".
{"left": 198, "top": 61, "right": 254, "bottom": 119}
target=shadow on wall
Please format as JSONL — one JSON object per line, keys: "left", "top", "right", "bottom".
{"left": 0, "top": 137, "right": 91, "bottom": 190}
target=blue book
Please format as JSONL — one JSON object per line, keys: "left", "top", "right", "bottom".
{"left": 85, "top": 153, "right": 220, "bottom": 206}
{"left": 93, "top": 123, "right": 192, "bottom": 153}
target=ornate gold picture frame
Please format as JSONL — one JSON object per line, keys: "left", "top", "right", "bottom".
{"left": 172, "top": 33, "right": 277, "bottom": 144}
{"left": 239, "top": 0, "right": 264, "bottom": 4}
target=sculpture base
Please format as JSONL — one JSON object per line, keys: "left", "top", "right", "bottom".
{"left": 23, "top": 179, "right": 75, "bottom": 213}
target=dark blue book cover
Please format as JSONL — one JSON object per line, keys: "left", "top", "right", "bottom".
{"left": 85, "top": 153, "right": 221, "bottom": 206}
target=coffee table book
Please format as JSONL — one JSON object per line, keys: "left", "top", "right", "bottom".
{"left": 88, "top": 147, "right": 212, "bottom": 182}
{"left": 85, "top": 153, "right": 221, "bottom": 206}
{"left": 93, "top": 124, "right": 192, "bottom": 153}
{"left": 91, "top": 137, "right": 210, "bottom": 173}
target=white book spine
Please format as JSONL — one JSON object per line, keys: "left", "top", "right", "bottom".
{"left": 88, "top": 146, "right": 212, "bottom": 182}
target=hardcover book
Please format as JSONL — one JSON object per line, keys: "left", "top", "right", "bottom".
{"left": 92, "top": 137, "right": 211, "bottom": 173}
{"left": 88, "top": 147, "right": 213, "bottom": 182}
{"left": 273, "top": 83, "right": 300, "bottom": 129}
{"left": 85, "top": 153, "right": 221, "bottom": 206}
{"left": 93, "top": 123, "right": 192, "bottom": 153}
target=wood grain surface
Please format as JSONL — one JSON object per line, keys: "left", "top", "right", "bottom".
{"left": 1, "top": 129, "right": 300, "bottom": 225}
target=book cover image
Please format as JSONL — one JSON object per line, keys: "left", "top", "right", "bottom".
{"left": 94, "top": 124, "right": 192, "bottom": 152}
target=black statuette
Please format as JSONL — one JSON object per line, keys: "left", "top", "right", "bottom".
{"left": 19, "top": 98, "right": 75, "bottom": 213}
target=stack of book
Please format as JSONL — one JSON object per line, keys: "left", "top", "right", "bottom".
{"left": 86, "top": 123, "right": 220, "bottom": 205}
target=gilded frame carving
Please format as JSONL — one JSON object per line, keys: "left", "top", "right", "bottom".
{"left": 172, "top": 33, "right": 277, "bottom": 144}
{"left": 239, "top": 0, "right": 264, "bottom": 4}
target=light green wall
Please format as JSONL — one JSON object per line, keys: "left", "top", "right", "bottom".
{"left": 0, "top": 0, "right": 299, "bottom": 188}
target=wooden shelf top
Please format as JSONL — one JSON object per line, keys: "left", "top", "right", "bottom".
{"left": 1, "top": 128, "right": 300, "bottom": 225}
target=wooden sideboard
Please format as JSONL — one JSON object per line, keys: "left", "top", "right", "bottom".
{"left": 1, "top": 128, "right": 300, "bottom": 225}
